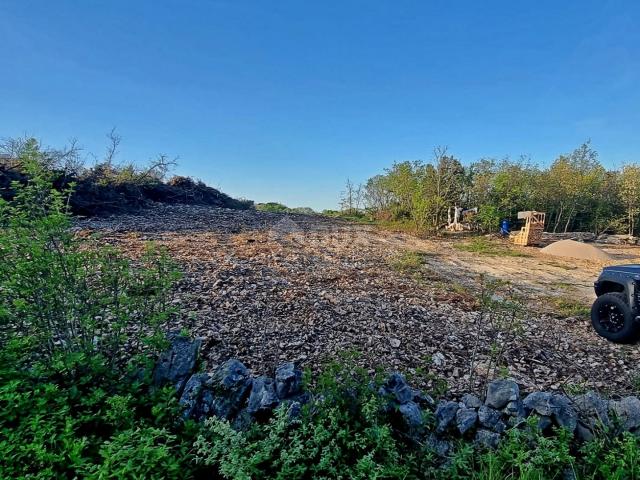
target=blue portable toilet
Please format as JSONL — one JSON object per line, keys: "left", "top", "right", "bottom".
{"left": 500, "top": 219, "right": 510, "bottom": 236}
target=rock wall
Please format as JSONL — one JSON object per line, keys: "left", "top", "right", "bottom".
{"left": 153, "top": 337, "right": 640, "bottom": 451}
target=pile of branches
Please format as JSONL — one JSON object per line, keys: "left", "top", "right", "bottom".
{"left": 0, "top": 136, "right": 253, "bottom": 216}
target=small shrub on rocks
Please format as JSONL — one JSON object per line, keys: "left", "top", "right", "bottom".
{"left": 194, "top": 362, "right": 416, "bottom": 479}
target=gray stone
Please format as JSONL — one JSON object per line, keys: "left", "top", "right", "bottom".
{"left": 523, "top": 392, "right": 554, "bottom": 416}
{"left": 537, "top": 415, "right": 554, "bottom": 431}
{"left": 398, "top": 401, "right": 425, "bottom": 438}
{"left": 523, "top": 392, "right": 577, "bottom": 433}
{"left": 435, "top": 400, "right": 459, "bottom": 434}
{"left": 426, "top": 434, "right": 452, "bottom": 457}
{"left": 432, "top": 352, "right": 446, "bottom": 367}
{"left": 247, "top": 376, "right": 280, "bottom": 418}
{"left": 610, "top": 396, "right": 640, "bottom": 431}
{"left": 576, "top": 423, "right": 595, "bottom": 442}
{"left": 153, "top": 336, "right": 202, "bottom": 395}
{"left": 378, "top": 372, "right": 414, "bottom": 404}
{"left": 474, "top": 429, "right": 501, "bottom": 449}
{"left": 456, "top": 406, "right": 478, "bottom": 435}
{"left": 478, "top": 405, "right": 506, "bottom": 433}
{"left": 413, "top": 389, "right": 436, "bottom": 409}
{"left": 550, "top": 394, "right": 577, "bottom": 432}
{"left": 462, "top": 393, "right": 482, "bottom": 409}
{"left": 485, "top": 379, "right": 519, "bottom": 409}
{"left": 179, "top": 373, "right": 211, "bottom": 419}
{"left": 573, "top": 391, "right": 610, "bottom": 441}
{"left": 505, "top": 399, "right": 526, "bottom": 418}
{"left": 275, "top": 362, "right": 302, "bottom": 399}
{"left": 573, "top": 391, "right": 610, "bottom": 428}
{"left": 206, "top": 359, "right": 253, "bottom": 420}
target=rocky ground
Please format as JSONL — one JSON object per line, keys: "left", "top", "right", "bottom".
{"left": 76, "top": 204, "right": 640, "bottom": 396}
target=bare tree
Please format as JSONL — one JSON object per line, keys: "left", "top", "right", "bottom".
{"left": 354, "top": 183, "right": 364, "bottom": 212}
{"left": 104, "top": 127, "right": 121, "bottom": 166}
{"left": 1, "top": 136, "right": 83, "bottom": 177}
{"left": 340, "top": 178, "right": 356, "bottom": 214}
{"left": 137, "top": 153, "right": 178, "bottom": 183}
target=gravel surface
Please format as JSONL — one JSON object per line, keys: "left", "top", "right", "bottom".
{"left": 76, "top": 204, "right": 640, "bottom": 396}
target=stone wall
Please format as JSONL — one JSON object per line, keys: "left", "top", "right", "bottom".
{"left": 154, "top": 336, "right": 640, "bottom": 452}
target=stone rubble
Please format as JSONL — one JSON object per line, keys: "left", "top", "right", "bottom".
{"left": 155, "top": 336, "right": 640, "bottom": 455}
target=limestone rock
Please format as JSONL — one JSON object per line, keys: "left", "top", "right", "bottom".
{"left": 379, "top": 372, "right": 414, "bottom": 404}
{"left": 475, "top": 429, "right": 500, "bottom": 449}
{"left": 478, "top": 405, "right": 506, "bottom": 433}
{"left": 485, "top": 379, "right": 519, "bottom": 409}
{"left": 435, "top": 400, "right": 459, "bottom": 434}
{"left": 275, "top": 362, "right": 303, "bottom": 399}
{"left": 247, "top": 376, "right": 280, "bottom": 418}
{"left": 461, "top": 393, "right": 482, "bottom": 409}
{"left": 610, "top": 396, "right": 640, "bottom": 431}
{"left": 456, "top": 406, "right": 478, "bottom": 435}
{"left": 153, "top": 335, "right": 202, "bottom": 395}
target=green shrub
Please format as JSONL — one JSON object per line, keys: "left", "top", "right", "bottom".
{"left": 0, "top": 139, "right": 198, "bottom": 478}
{"left": 194, "top": 359, "right": 416, "bottom": 479}
{"left": 256, "top": 202, "right": 291, "bottom": 213}
{"left": 0, "top": 139, "right": 180, "bottom": 369}
{"left": 0, "top": 346, "right": 199, "bottom": 478}
{"left": 579, "top": 432, "right": 640, "bottom": 479}
{"left": 474, "top": 418, "right": 574, "bottom": 479}
{"left": 91, "top": 427, "right": 187, "bottom": 479}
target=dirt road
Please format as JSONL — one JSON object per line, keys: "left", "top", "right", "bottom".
{"left": 77, "top": 205, "right": 640, "bottom": 396}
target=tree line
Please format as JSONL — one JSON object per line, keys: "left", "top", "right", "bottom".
{"left": 341, "top": 142, "right": 640, "bottom": 235}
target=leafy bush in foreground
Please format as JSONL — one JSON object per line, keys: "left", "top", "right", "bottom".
{"left": 0, "top": 139, "right": 179, "bottom": 368}
{"left": 195, "top": 359, "right": 413, "bottom": 479}
{"left": 0, "top": 342, "right": 199, "bottom": 479}
{"left": 0, "top": 138, "right": 198, "bottom": 478}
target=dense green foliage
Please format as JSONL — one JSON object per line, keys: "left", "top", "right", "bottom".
{"left": 360, "top": 142, "right": 640, "bottom": 235}
{"left": 195, "top": 359, "right": 414, "bottom": 479}
{"left": 0, "top": 345, "right": 198, "bottom": 479}
{"left": 0, "top": 139, "right": 179, "bottom": 367}
{"left": 256, "top": 202, "right": 316, "bottom": 215}
{"left": 0, "top": 140, "right": 198, "bottom": 478}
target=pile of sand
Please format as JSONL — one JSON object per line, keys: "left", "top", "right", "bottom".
{"left": 540, "top": 239, "right": 613, "bottom": 261}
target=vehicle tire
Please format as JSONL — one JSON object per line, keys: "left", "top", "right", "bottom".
{"left": 591, "top": 292, "right": 639, "bottom": 343}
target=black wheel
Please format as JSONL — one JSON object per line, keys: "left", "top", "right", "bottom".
{"left": 591, "top": 292, "right": 639, "bottom": 343}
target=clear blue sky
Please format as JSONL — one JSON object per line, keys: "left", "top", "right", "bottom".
{"left": 1, "top": 1, "right": 639, "bottom": 210}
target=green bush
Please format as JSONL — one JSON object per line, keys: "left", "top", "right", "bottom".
{"left": 0, "top": 344, "right": 199, "bottom": 478}
{"left": 256, "top": 202, "right": 291, "bottom": 213}
{"left": 194, "top": 358, "right": 416, "bottom": 479}
{"left": 91, "top": 426, "right": 187, "bottom": 479}
{"left": 0, "top": 139, "right": 198, "bottom": 478}
{"left": 0, "top": 139, "right": 180, "bottom": 369}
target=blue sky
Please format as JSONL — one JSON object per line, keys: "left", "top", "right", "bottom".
{"left": 1, "top": 1, "right": 639, "bottom": 210}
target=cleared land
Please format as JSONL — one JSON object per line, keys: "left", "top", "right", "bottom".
{"left": 77, "top": 205, "right": 640, "bottom": 396}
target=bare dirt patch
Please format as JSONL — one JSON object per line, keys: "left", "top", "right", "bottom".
{"left": 76, "top": 205, "right": 640, "bottom": 396}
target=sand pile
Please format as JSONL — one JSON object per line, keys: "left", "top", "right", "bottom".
{"left": 540, "top": 239, "right": 613, "bottom": 261}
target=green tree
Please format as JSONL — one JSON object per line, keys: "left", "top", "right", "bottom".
{"left": 620, "top": 163, "right": 640, "bottom": 236}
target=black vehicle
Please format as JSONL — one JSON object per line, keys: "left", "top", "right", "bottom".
{"left": 591, "top": 265, "right": 640, "bottom": 343}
